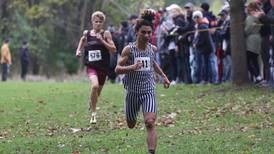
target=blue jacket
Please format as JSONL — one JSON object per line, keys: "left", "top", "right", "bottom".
{"left": 20, "top": 47, "right": 29, "bottom": 64}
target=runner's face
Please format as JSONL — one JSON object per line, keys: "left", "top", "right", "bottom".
{"left": 92, "top": 16, "right": 104, "bottom": 31}
{"left": 137, "top": 25, "right": 152, "bottom": 42}
{"left": 193, "top": 16, "right": 200, "bottom": 23}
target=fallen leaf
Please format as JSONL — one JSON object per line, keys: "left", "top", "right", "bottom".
{"left": 167, "top": 112, "right": 177, "bottom": 119}
{"left": 57, "top": 144, "right": 65, "bottom": 148}
{"left": 71, "top": 151, "right": 80, "bottom": 154}
{"left": 70, "top": 128, "right": 81, "bottom": 133}
{"left": 239, "top": 127, "right": 249, "bottom": 132}
{"left": 249, "top": 124, "right": 261, "bottom": 129}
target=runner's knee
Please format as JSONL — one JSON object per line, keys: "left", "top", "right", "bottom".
{"left": 127, "top": 120, "right": 136, "bottom": 129}
{"left": 92, "top": 84, "right": 99, "bottom": 91}
{"left": 145, "top": 118, "right": 155, "bottom": 129}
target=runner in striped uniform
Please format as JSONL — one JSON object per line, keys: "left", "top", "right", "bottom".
{"left": 115, "top": 9, "right": 170, "bottom": 154}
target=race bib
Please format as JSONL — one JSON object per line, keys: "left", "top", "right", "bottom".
{"left": 135, "top": 57, "right": 151, "bottom": 71}
{"left": 88, "top": 50, "right": 102, "bottom": 62}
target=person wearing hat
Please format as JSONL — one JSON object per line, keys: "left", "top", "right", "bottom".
{"left": 216, "top": 9, "right": 232, "bottom": 82}
{"left": 1, "top": 38, "right": 12, "bottom": 81}
{"left": 184, "top": 2, "right": 194, "bottom": 10}
{"left": 218, "top": 10, "right": 228, "bottom": 17}
{"left": 192, "top": 10, "right": 217, "bottom": 84}
{"left": 184, "top": 2, "right": 194, "bottom": 23}
{"left": 183, "top": 2, "right": 196, "bottom": 83}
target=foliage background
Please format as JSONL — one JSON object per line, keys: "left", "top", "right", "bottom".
{"left": 0, "top": 0, "right": 227, "bottom": 77}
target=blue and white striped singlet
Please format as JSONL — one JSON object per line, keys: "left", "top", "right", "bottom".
{"left": 123, "top": 42, "right": 155, "bottom": 93}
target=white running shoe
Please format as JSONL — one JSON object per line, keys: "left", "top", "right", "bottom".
{"left": 170, "top": 80, "right": 176, "bottom": 85}
{"left": 90, "top": 112, "right": 97, "bottom": 124}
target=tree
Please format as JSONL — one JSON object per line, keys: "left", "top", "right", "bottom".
{"left": 228, "top": 0, "right": 249, "bottom": 85}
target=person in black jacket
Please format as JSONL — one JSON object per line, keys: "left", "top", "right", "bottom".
{"left": 216, "top": 10, "right": 231, "bottom": 82}
{"left": 20, "top": 41, "right": 29, "bottom": 81}
{"left": 192, "top": 10, "right": 217, "bottom": 84}
{"left": 172, "top": 11, "right": 192, "bottom": 83}
{"left": 184, "top": 2, "right": 197, "bottom": 83}
{"left": 257, "top": 0, "right": 272, "bottom": 82}
{"left": 259, "top": 0, "right": 274, "bottom": 86}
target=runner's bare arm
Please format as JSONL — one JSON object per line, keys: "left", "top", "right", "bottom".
{"left": 152, "top": 45, "right": 170, "bottom": 88}
{"left": 76, "top": 36, "right": 85, "bottom": 57}
{"left": 102, "top": 31, "right": 116, "bottom": 53}
{"left": 151, "top": 46, "right": 164, "bottom": 76}
{"left": 115, "top": 46, "right": 142, "bottom": 74}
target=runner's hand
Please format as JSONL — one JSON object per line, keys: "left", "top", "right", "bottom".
{"left": 133, "top": 60, "right": 143, "bottom": 70}
{"left": 76, "top": 51, "right": 81, "bottom": 58}
{"left": 96, "top": 33, "right": 103, "bottom": 41}
{"left": 163, "top": 76, "right": 170, "bottom": 89}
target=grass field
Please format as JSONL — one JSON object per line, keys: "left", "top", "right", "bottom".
{"left": 0, "top": 82, "right": 273, "bottom": 154}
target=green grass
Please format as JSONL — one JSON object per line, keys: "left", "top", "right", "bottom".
{"left": 0, "top": 82, "right": 273, "bottom": 154}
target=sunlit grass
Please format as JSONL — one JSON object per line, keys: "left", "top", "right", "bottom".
{"left": 0, "top": 82, "right": 273, "bottom": 153}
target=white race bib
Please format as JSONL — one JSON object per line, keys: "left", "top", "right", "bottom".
{"left": 135, "top": 57, "right": 151, "bottom": 71}
{"left": 88, "top": 50, "right": 102, "bottom": 62}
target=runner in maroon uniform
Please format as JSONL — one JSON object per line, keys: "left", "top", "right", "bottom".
{"left": 76, "top": 11, "right": 116, "bottom": 124}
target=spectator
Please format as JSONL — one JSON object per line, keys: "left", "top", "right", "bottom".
{"left": 183, "top": 2, "right": 196, "bottom": 83}
{"left": 162, "top": 4, "right": 180, "bottom": 84}
{"left": 126, "top": 14, "right": 138, "bottom": 44}
{"left": 200, "top": 2, "right": 219, "bottom": 83}
{"left": 108, "top": 25, "right": 120, "bottom": 83}
{"left": 259, "top": 0, "right": 274, "bottom": 86}
{"left": 216, "top": 10, "right": 232, "bottom": 82}
{"left": 256, "top": 0, "right": 272, "bottom": 82}
{"left": 1, "top": 38, "right": 12, "bottom": 81}
{"left": 20, "top": 40, "right": 29, "bottom": 81}
{"left": 245, "top": 2, "right": 263, "bottom": 83}
{"left": 171, "top": 7, "right": 190, "bottom": 83}
{"left": 192, "top": 11, "right": 217, "bottom": 84}
{"left": 119, "top": 21, "right": 129, "bottom": 53}
{"left": 201, "top": 2, "right": 218, "bottom": 28}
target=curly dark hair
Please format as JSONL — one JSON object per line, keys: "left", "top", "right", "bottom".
{"left": 135, "top": 9, "right": 155, "bottom": 32}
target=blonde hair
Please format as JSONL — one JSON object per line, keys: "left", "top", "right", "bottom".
{"left": 91, "top": 11, "right": 106, "bottom": 21}
{"left": 170, "top": 7, "right": 184, "bottom": 15}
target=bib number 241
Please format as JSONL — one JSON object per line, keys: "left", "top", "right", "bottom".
{"left": 135, "top": 57, "right": 150, "bottom": 71}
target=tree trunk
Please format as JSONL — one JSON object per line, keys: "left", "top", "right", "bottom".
{"left": 229, "top": 0, "right": 249, "bottom": 85}
{"left": 1, "top": 0, "right": 8, "bottom": 35}
{"left": 80, "top": 0, "right": 88, "bottom": 32}
{"left": 0, "top": 0, "right": 5, "bottom": 17}
{"left": 32, "top": 55, "right": 40, "bottom": 75}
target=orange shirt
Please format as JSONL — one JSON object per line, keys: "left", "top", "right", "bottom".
{"left": 0, "top": 43, "right": 12, "bottom": 64}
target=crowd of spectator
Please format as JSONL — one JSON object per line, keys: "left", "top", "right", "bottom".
{"left": 107, "top": 0, "right": 274, "bottom": 87}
